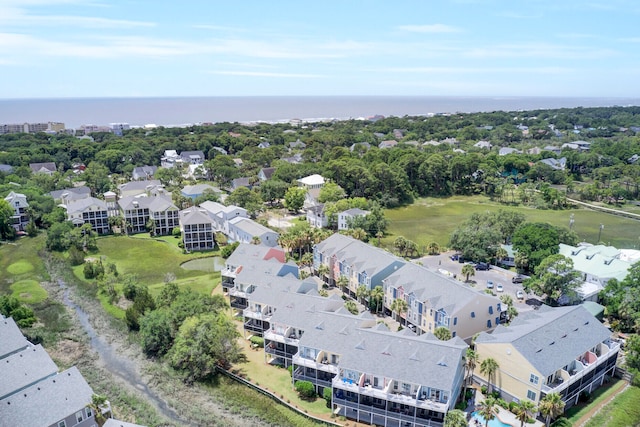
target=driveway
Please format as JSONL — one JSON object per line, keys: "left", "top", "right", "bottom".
{"left": 416, "top": 251, "right": 541, "bottom": 313}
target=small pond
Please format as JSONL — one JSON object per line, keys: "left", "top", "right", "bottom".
{"left": 180, "top": 256, "right": 224, "bottom": 272}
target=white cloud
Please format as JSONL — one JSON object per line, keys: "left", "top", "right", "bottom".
{"left": 397, "top": 24, "right": 462, "bottom": 33}
{"left": 380, "top": 66, "right": 572, "bottom": 74}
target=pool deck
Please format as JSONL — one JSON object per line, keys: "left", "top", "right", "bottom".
{"left": 469, "top": 388, "right": 545, "bottom": 427}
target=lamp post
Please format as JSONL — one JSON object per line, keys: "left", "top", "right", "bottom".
{"left": 569, "top": 214, "right": 575, "bottom": 230}
{"left": 598, "top": 224, "right": 604, "bottom": 243}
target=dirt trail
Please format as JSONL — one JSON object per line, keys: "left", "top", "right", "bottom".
{"left": 573, "top": 380, "right": 629, "bottom": 427}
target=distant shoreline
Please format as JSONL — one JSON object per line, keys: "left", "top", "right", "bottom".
{"left": 1, "top": 95, "right": 638, "bottom": 129}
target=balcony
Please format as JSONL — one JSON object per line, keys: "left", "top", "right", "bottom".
{"left": 243, "top": 306, "right": 273, "bottom": 321}
{"left": 293, "top": 367, "right": 335, "bottom": 389}
{"left": 243, "top": 318, "right": 267, "bottom": 335}
{"left": 264, "top": 329, "right": 300, "bottom": 346}
{"left": 292, "top": 353, "right": 339, "bottom": 375}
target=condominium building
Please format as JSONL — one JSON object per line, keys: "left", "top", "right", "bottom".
{"left": 179, "top": 206, "right": 215, "bottom": 251}
{"left": 3, "top": 191, "right": 29, "bottom": 231}
{"left": 64, "top": 197, "right": 110, "bottom": 234}
{"left": 118, "top": 194, "right": 179, "bottom": 235}
{"left": 474, "top": 305, "right": 620, "bottom": 409}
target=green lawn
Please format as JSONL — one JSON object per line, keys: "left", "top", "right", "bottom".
{"left": 0, "top": 235, "right": 49, "bottom": 296}
{"left": 10, "top": 279, "right": 48, "bottom": 304}
{"left": 384, "top": 196, "right": 640, "bottom": 250}
{"left": 582, "top": 385, "right": 640, "bottom": 427}
{"left": 93, "top": 236, "right": 217, "bottom": 286}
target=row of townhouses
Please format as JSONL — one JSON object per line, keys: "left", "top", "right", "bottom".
{"left": 0, "top": 315, "right": 145, "bottom": 427}
{"left": 43, "top": 181, "right": 280, "bottom": 251}
{"left": 222, "top": 235, "right": 621, "bottom": 427}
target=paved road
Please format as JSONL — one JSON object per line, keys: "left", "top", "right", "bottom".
{"left": 417, "top": 251, "right": 542, "bottom": 313}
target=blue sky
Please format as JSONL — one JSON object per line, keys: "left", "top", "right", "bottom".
{"left": 1, "top": 0, "right": 639, "bottom": 98}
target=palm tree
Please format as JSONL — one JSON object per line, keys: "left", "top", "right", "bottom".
{"left": 337, "top": 275, "right": 349, "bottom": 294}
{"left": 495, "top": 247, "right": 508, "bottom": 266}
{"left": 515, "top": 400, "right": 537, "bottom": 427}
{"left": 462, "top": 263, "right": 475, "bottom": 282}
{"left": 427, "top": 241, "right": 440, "bottom": 255}
{"left": 539, "top": 392, "right": 565, "bottom": 427}
{"left": 89, "top": 394, "right": 108, "bottom": 427}
{"left": 251, "top": 235, "right": 262, "bottom": 245}
{"left": 477, "top": 396, "right": 499, "bottom": 427}
{"left": 390, "top": 298, "right": 408, "bottom": 323}
{"left": 344, "top": 300, "right": 358, "bottom": 314}
{"left": 463, "top": 348, "right": 479, "bottom": 402}
{"left": 370, "top": 285, "right": 384, "bottom": 314}
{"left": 356, "top": 285, "right": 369, "bottom": 305}
{"left": 376, "top": 231, "right": 383, "bottom": 247}
{"left": 316, "top": 264, "right": 329, "bottom": 283}
{"left": 434, "top": 326, "right": 452, "bottom": 341}
{"left": 480, "top": 358, "right": 499, "bottom": 394}
{"left": 444, "top": 409, "right": 467, "bottom": 427}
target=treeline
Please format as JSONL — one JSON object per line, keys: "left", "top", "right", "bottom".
{"left": 1, "top": 106, "right": 639, "bottom": 219}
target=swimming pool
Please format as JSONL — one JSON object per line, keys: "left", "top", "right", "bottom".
{"left": 471, "top": 411, "right": 513, "bottom": 427}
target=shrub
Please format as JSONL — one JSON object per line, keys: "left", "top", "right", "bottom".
{"left": 323, "top": 387, "right": 332, "bottom": 407}
{"left": 490, "top": 390, "right": 501, "bottom": 399}
{"left": 249, "top": 336, "right": 264, "bottom": 348}
{"left": 496, "top": 398, "right": 508, "bottom": 408}
{"left": 294, "top": 380, "right": 316, "bottom": 400}
{"left": 287, "top": 365, "right": 293, "bottom": 377}
{"left": 481, "top": 385, "right": 488, "bottom": 395}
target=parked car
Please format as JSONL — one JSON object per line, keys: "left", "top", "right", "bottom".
{"left": 450, "top": 253, "right": 460, "bottom": 261}
{"left": 516, "top": 290, "right": 524, "bottom": 300}
{"left": 496, "top": 284, "right": 504, "bottom": 292}
{"left": 486, "top": 280, "right": 494, "bottom": 289}
{"left": 512, "top": 275, "right": 524, "bottom": 284}
{"left": 475, "top": 262, "right": 490, "bottom": 271}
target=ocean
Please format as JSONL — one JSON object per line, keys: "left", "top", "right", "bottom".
{"left": 1, "top": 96, "right": 639, "bottom": 129}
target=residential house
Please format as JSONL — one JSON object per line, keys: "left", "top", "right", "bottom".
{"left": 243, "top": 276, "right": 320, "bottom": 337}
{"left": 499, "top": 147, "right": 522, "bottom": 156}
{"left": 199, "top": 201, "right": 247, "bottom": 235}
{"left": 179, "top": 206, "right": 215, "bottom": 252}
{"left": 258, "top": 167, "right": 276, "bottom": 181}
{"left": 474, "top": 140, "right": 492, "bottom": 149}
{"left": 281, "top": 153, "right": 303, "bottom": 164}
{"left": 382, "top": 263, "right": 504, "bottom": 340}
{"left": 227, "top": 217, "right": 279, "bottom": 246}
{"left": 297, "top": 174, "right": 325, "bottom": 208}
{"left": 3, "top": 191, "right": 29, "bottom": 231}
{"left": 224, "top": 253, "right": 297, "bottom": 314}
{"left": 349, "top": 142, "right": 371, "bottom": 152}
{"left": 230, "top": 177, "right": 252, "bottom": 191}
{"left": 221, "top": 243, "right": 287, "bottom": 294}
{"left": 132, "top": 165, "right": 157, "bottom": 181}
{"left": 558, "top": 243, "right": 638, "bottom": 302}
{"left": 181, "top": 183, "right": 220, "bottom": 201}
{"left": 313, "top": 234, "right": 406, "bottom": 294}
{"left": 258, "top": 141, "right": 271, "bottom": 149}
{"left": 499, "top": 244, "right": 516, "bottom": 267}
{"left": 211, "top": 146, "right": 228, "bottom": 155}
{"left": 160, "top": 150, "right": 182, "bottom": 168}
{"left": 0, "top": 164, "right": 13, "bottom": 174}
{"left": 118, "top": 194, "right": 179, "bottom": 235}
{"left": 118, "top": 180, "right": 165, "bottom": 198}
{"left": 306, "top": 204, "right": 329, "bottom": 229}
{"left": 29, "top": 162, "right": 57, "bottom": 176}
{"left": 64, "top": 197, "right": 110, "bottom": 234}
{"left": 543, "top": 146, "right": 562, "bottom": 155}
{"left": 0, "top": 315, "right": 114, "bottom": 427}
{"left": 628, "top": 154, "right": 639, "bottom": 164}
{"left": 337, "top": 208, "right": 370, "bottom": 230}
{"left": 104, "top": 191, "right": 119, "bottom": 217}
{"left": 562, "top": 141, "right": 591, "bottom": 151}
{"left": 474, "top": 305, "right": 619, "bottom": 409}
{"left": 289, "top": 139, "right": 306, "bottom": 149}
{"left": 378, "top": 140, "right": 398, "bottom": 149}
{"left": 49, "top": 186, "right": 91, "bottom": 205}
{"left": 327, "top": 325, "right": 466, "bottom": 427}
{"left": 179, "top": 150, "right": 205, "bottom": 165}
{"left": 540, "top": 157, "right": 567, "bottom": 170}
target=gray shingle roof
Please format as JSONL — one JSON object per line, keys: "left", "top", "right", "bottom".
{"left": 118, "top": 194, "right": 176, "bottom": 212}
{"left": 0, "top": 344, "right": 58, "bottom": 400}
{"left": 118, "top": 179, "right": 163, "bottom": 194}
{"left": 179, "top": 206, "right": 213, "bottom": 226}
{"left": 225, "top": 243, "right": 286, "bottom": 267}
{"left": 48, "top": 186, "right": 91, "bottom": 201}
{"left": 64, "top": 196, "right": 107, "bottom": 214}
{"left": 229, "top": 217, "right": 277, "bottom": 237}
{"left": 315, "top": 234, "right": 405, "bottom": 277}
{"left": 0, "top": 366, "right": 94, "bottom": 427}
{"left": 475, "top": 305, "right": 611, "bottom": 377}
{"left": 0, "top": 316, "right": 29, "bottom": 360}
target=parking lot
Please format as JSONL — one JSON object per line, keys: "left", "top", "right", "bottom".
{"left": 417, "top": 251, "right": 542, "bottom": 313}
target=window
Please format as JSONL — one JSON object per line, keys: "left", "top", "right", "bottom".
{"left": 527, "top": 390, "right": 536, "bottom": 400}
{"left": 530, "top": 374, "right": 539, "bottom": 384}
{"left": 471, "top": 311, "right": 475, "bottom": 318}
{"left": 453, "top": 317, "right": 458, "bottom": 326}
{"left": 58, "top": 422, "right": 66, "bottom": 427}
{"left": 487, "top": 319, "right": 492, "bottom": 328}
{"left": 86, "top": 407, "right": 93, "bottom": 418}
{"left": 489, "top": 306, "right": 494, "bottom": 315}
{"left": 76, "top": 411, "right": 84, "bottom": 423}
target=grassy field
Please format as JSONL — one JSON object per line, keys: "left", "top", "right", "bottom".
{"left": 0, "top": 235, "right": 49, "bottom": 300}
{"left": 582, "top": 385, "right": 640, "bottom": 427}
{"left": 384, "top": 196, "right": 640, "bottom": 250}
